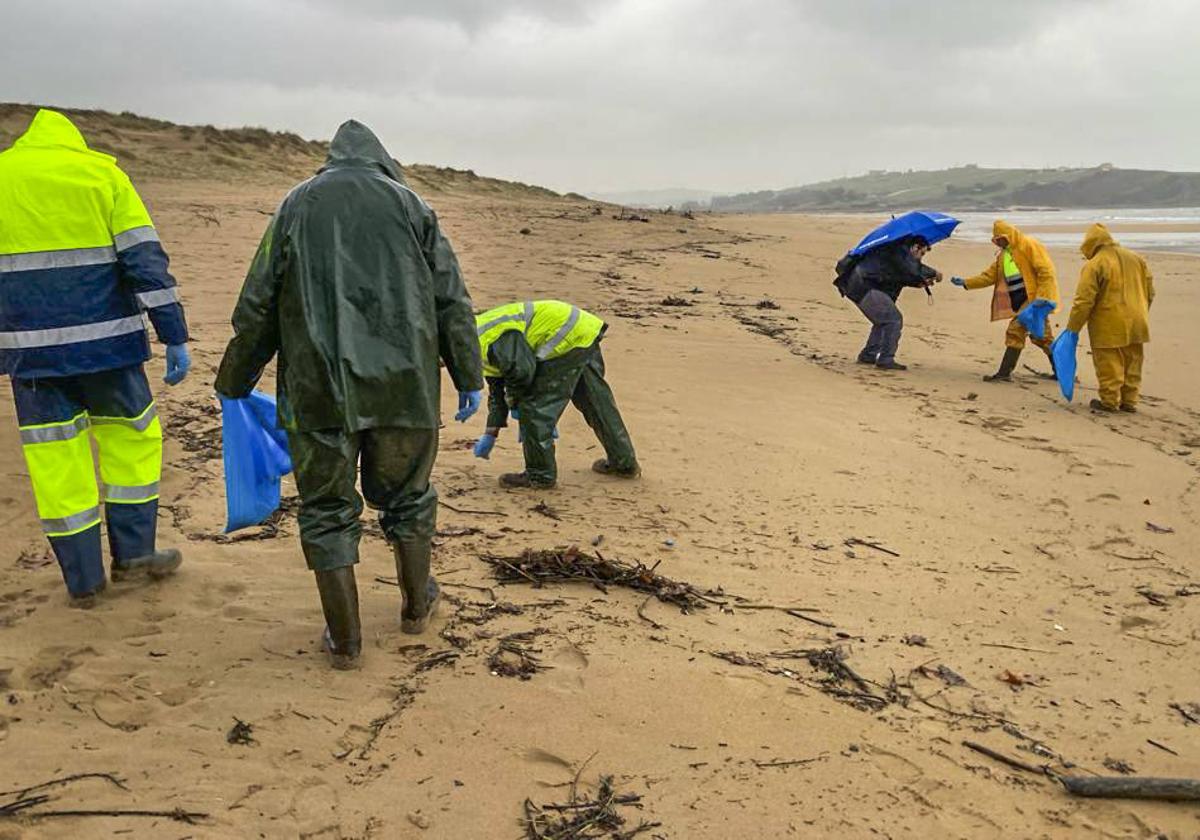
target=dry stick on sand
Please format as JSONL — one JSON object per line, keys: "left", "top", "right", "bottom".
{"left": 483, "top": 547, "right": 729, "bottom": 612}
{"left": 844, "top": 537, "right": 901, "bottom": 557}
{"left": 439, "top": 500, "right": 506, "bottom": 517}
{"left": 522, "top": 774, "right": 660, "bottom": 840}
{"left": 0, "top": 773, "right": 208, "bottom": 824}
{"left": 0, "top": 773, "right": 129, "bottom": 800}
{"left": 962, "top": 740, "right": 1051, "bottom": 778}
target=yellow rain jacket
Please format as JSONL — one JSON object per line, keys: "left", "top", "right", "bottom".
{"left": 964, "top": 220, "right": 1060, "bottom": 321}
{"left": 1066, "top": 223, "right": 1154, "bottom": 349}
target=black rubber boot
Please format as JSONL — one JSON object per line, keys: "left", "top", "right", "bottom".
{"left": 592, "top": 458, "right": 641, "bottom": 478}
{"left": 111, "top": 548, "right": 183, "bottom": 582}
{"left": 984, "top": 348, "right": 1021, "bottom": 382}
{"left": 394, "top": 539, "right": 442, "bottom": 634}
{"left": 68, "top": 579, "right": 107, "bottom": 609}
{"left": 499, "top": 472, "right": 557, "bottom": 490}
{"left": 314, "top": 567, "right": 362, "bottom": 669}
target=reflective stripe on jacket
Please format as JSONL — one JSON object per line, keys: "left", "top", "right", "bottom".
{"left": 0, "top": 109, "right": 188, "bottom": 378}
{"left": 476, "top": 300, "right": 604, "bottom": 377}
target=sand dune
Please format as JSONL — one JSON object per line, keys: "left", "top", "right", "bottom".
{"left": 1, "top": 114, "right": 1198, "bottom": 839}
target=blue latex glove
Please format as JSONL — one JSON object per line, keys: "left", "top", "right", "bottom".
{"left": 474, "top": 433, "right": 497, "bottom": 459}
{"left": 950, "top": 276, "right": 966, "bottom": 287}
{"left": 456, "top": 390, "right": 483, "bottom": 422}
{"left": 509, "top": 407, "right": 520, "bottom": 420}
{"left": 164, "top": 343, "right": 191, "bottom": 385}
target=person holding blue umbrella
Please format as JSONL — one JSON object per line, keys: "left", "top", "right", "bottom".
{"left": 834, "top": 211, "right": 956, "bottom": 371}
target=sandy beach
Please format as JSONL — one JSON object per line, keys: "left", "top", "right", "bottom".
{"left": 1, "top": 130, "right": 1199, "bottom": 839}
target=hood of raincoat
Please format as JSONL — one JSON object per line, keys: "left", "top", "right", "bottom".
{"left": 9, "top": 108, "right": 114, "bottom": 162}
{"left": 992, "top": 219, "right": 1024, "bottom": 248}
{"left": 320, "top": 119, "right": 407, "bottom": 185}
{"left": 1080, "top": 222, "right": 1116, "bottom": 259}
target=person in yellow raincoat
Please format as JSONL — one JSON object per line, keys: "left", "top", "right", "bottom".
{"left": 950, "top": 220, "right": 1060, "bottom": 382}
{"left": 1066, "top": 223, "right": 1154, "bottom": 413}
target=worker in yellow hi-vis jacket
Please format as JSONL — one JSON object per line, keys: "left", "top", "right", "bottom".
{"left": 951, "top": 220, "right": 1060, "bottom": 382}
{"left": 473, "top": 300, "right": 639, "bottom": 489}
{"left": 0, "top": 109, "right": 190, "bottom": 608}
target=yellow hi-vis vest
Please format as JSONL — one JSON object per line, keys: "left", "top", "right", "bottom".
{"left": 476, "top": 300, "right": 604, "bottom": 377}
{"left": 1002, "top": 250, "right": 1025, "bottom": 294}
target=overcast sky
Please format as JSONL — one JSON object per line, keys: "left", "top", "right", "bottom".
{"left": 3, "top": 0, "right": 1197, "bottom": 194}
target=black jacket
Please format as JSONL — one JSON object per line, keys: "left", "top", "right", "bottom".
{"left": 837, "top": 244, "right": 936, "bottom": 304}
{"left": 215, "top": 120, "right": 482, "bottom": 432}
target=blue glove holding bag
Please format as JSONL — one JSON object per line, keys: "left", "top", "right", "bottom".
{"left": 474, "top": 433, "right": 497, "bottom": 459}
{"left": 164, "top": 343, "right": 191, "bottom": 385}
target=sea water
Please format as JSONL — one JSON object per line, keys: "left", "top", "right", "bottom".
{"left": 952, "top": 208, "right": 1200, "bottom": 255}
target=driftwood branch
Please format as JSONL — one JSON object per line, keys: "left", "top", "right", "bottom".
{"left": 1060, "top": 776, "right": 1200, "bottom": 801}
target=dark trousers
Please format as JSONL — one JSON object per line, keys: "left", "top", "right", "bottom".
{"left": 287, "top": 427, "right": 438, "bottom": 572}
{"left": 856, "top": 289, "right": 903, "bottom": 365}
{"left": 520, "top": 342, "right": 637, "bottom": 484}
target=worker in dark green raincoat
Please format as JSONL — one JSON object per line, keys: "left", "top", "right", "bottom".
{"left": 215, "top": 120, "right": 483, "bottom": 669}
{"left": 473, "top": 300, "right": 639, "bottom": 489}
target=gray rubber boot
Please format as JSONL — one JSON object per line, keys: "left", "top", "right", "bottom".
{"left": 314, "top": 566, "right": 362, "bottom": 670}
{"left": 111, "top": 548, "right": 183, "bottom": 582}
{"left": 393, "top": 539, "right": 441, "bottom": 634}
{"left": 984, "top": 348, "right": 1022, "bottom": 382}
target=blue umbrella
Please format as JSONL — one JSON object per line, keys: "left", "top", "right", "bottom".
{"left": 849, "top": 211, "right": 961, "bottom": 257}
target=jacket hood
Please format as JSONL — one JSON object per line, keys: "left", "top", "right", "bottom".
{"left": 992, "top": 219, "right": 1022, "bottom": 247}
{"left": 322, "top": 119, "right": 407, "bottom": 184}
{"left": 12, "top": 109, "right": 105, "bottom": 157}
{"left": 1080, "top": 222, "right": 1116, "bottom": 258}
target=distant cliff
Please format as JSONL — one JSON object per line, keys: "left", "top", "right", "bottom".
{"left": 711, "top": 165, "right": 1200, "bottom": 213}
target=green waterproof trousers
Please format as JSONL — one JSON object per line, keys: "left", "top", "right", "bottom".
{"left": 521, "top": 342, "right": 637, "bottom": 485}
{"left": 288, "top": 427, "right": 438, "bottom": 571}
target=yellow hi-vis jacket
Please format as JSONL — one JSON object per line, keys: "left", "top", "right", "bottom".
{"left": 476, "top": 300, "right": 604, "bottom": 377}
{"left": 1067, "top": 223, "right": 1155, "bottom": 349}
{"left": 0, "top": 109, "right": 188, "bottom": 378}
{"left": 964, "top": 220, "right": 1060, "bottom": 321}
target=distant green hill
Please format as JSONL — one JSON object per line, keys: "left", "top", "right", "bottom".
{"left": 712, "top": 165, "right": 1200, "bottom": 213}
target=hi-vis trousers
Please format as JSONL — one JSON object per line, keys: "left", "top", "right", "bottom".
{"left": 11, "top": 365, "right": 161, "bottom": 596}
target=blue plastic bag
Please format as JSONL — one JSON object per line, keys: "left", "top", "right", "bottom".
{"left": 1017, "top": 298, "right": 1056, "bottom": 340}
{"left": 220, "top": 391, "right": 292, "bottom": 533}
{"left": 1050, "top": 330, "right": 1079, "bottom": 402}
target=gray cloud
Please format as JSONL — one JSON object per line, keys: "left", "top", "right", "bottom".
{"left": 2, "top": 0, "right": 1197, "bottom": 193}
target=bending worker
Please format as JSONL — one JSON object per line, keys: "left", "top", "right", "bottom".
{"left": 951, "top": 220, "right": 1059, "bottom": 382}
{"left": 216, "top": 120, "right": 482, "bottom": 669}
{"left": 473, "top": 300, "right": 639, "bottom": 489}
{"left": 835, "top": 236, "right": 941, "bottom": 371}
{"left": 1066, "top": 223, "right": 1155, "bottom": 413}
{"left": 0, "top": 109, "right": 190, "bottom": 608}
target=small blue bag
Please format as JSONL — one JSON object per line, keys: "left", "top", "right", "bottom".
{"left": 220, "top": 391, "right": 292, "bottom": 533}
{"left": 1017, "top": 298, "right": 1056, "bottom": 340}
{"left": 1050, "top": 330, "right": 1079, "bottom": 402}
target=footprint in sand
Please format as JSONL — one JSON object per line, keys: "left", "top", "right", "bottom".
{"left": 23, "top": 645, "right": 97, "bottom": 689}
{"left": 0, "top": 588, "right": 38, "bottom": 628}
{"left": 544, "top": 640, "right": 589, "bottom": 693}
{"left": 981, "top": 416, "right": 1024, "bottom": 432}
{"left": 92, "top": 689, "right": 155, "bottom": 732}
